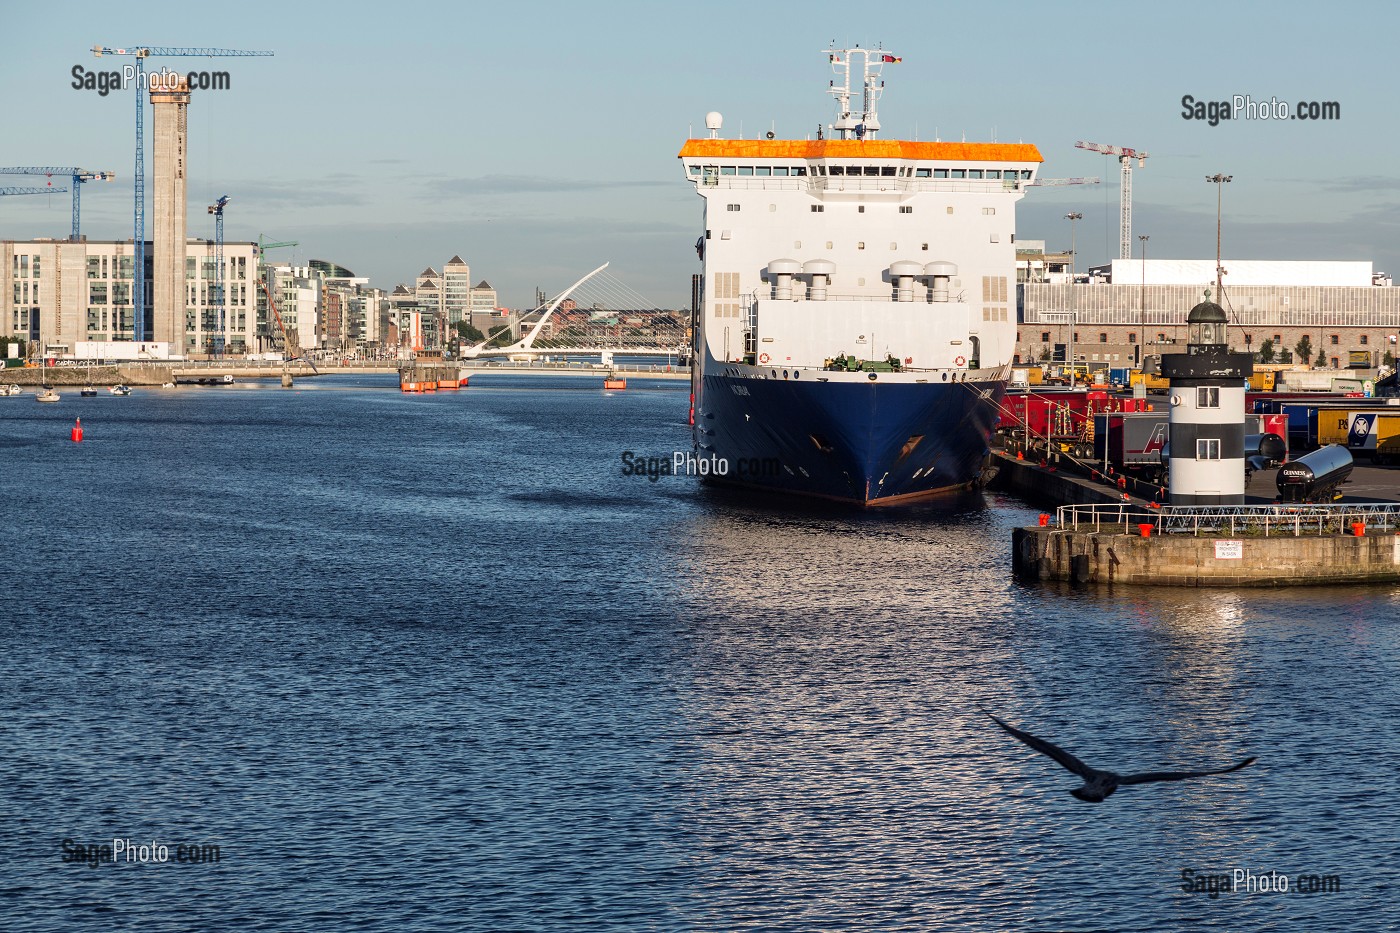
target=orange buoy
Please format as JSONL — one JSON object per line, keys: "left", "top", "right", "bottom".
{"left": 71, "top": 417, "right": 83, "bottom": 443}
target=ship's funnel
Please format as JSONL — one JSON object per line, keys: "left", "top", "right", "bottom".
{"left": 767, "top": 259, "right": 802, "bottom": 301}
{"left": 924, "top": 261, "right": 958, "bottom": 303}
{"left": 803, "top": 259, "right": 836, "bottom": 301}
{"left": 890, "top": 260, "right": 923, "bottom": 302}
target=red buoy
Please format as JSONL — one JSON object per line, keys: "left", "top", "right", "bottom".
{"left": 71, "top": 418, "right": 83, "bottom": 443}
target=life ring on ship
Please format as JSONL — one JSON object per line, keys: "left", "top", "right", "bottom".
{"left": 954, "top": 355, "right": 966, "bottom": 367}
{"left": 759, "top": 353, "right": 771, "bottom": 364}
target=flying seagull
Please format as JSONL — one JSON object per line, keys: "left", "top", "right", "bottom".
{"left": 983, "top": 709, "right": 1255, "bottom": 802}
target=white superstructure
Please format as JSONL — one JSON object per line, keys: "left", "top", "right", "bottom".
{"left": 680, "top": 48, "right": 1042, "bottom": 379}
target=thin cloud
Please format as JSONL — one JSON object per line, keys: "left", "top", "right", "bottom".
{"left": 434, "top": 174, "right": 670, "bottom": 196}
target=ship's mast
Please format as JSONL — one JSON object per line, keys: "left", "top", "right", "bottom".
{"left": 826, "top": 45, "right": 896, "bottom": 139}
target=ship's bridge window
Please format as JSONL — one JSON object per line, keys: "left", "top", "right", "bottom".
{"left": 934, "top": 169, "right": 948, "bottom": 179}
{"left": 793, "top": 166, "right": 806, "bottom": 176}
{"left": 969, "top": 170, "right": 984, "bottom": 179}
{"left": 773, "top": 167, "right": 789, "bottom": 176}
{"left": 688, "top": 165, "right": 701, "bottom": 175}
{"left": 720, "top": 166, "right": 736, "bottom": 175}
{"left": 738, "top": 166, "right": 754, "bottom": 176}
{"left": 829, "top": 166, "right": 844, "bottom": 176}
{"left": 1021, "top": 170, "right": 1033, "bottom": 179}
{"left": 881, "top": 167, "right": 896, "bottom": 176}
{"left": 862, "top": 166, "right": 878, "bottom": 176}
{"left": 755, "top": 167, "right": 771, "bottom": 177}
{"left": 951, "top": 169, "right": 966, "bottom": 179}
{"left": 916, "top": 168, "right": 931, "bottom": 178}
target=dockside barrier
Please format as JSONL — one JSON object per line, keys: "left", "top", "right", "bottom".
{"left": 1015, "top": 505, "right": 1400, "bottom": 587}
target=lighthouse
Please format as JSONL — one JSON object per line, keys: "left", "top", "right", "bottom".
{"left": 1161, "top": 292, "right": 1253, "bottom": 505}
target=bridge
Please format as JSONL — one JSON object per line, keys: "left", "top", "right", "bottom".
{"left": 164, "top": 358, "right": 691, "bottom": 383}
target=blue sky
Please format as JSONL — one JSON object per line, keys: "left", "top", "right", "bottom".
{"left": 2, "top": 0, "right": 1396, "bottom": 309}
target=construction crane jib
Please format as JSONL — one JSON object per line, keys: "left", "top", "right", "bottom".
{"left": 1075, "top": 140, "right": 1150, "bottom": 260}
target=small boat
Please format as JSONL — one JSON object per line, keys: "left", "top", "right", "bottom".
{"left": 603, "top": 374, "right": 627, "bottom": 390}
{"left": 220, "top": 374, "right": 234, "bottom": 385}
{"left": 109, "top": 385, "right": 131, "bottom": 396}
{"left": 0, "top": 384, "right": 22, "bottom": 397}
{"left": 80, "top": 386, "right": 98, "bottom": 397}
{"left": 36, "top": 387, "right": 60, "bottom": 403}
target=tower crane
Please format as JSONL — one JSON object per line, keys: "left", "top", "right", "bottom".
{"left": 0, "top": 167, "right": 115, "bottom": 240}
{"left": 90, "top": 45, "right": 273, "bottom": 343}
{"left": 208, "top": 195, "right": 230, "bottom": 356}
{"left": 1075, "top": 141, "right": 1149, "bottom": 260}
{"left": 256, "top": 234, "right": 298, "bottom": 263}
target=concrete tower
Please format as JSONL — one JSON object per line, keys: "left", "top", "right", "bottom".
{"left": 151, "top": 77, "right": 191, "bottom": 347}
{"left": 1162, "top": 294, "right": 1253, "bottom": 505}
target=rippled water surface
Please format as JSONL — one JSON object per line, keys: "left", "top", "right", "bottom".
{"left": 2, "top": 376, "right": 1397, "bottom": 931}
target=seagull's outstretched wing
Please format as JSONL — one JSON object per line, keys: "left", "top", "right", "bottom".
{"left": 983, "top": 709, "right": 1093, "bottom": 778}
{"left": 1118, "top": 757, "right": 1257, "bottom": 786}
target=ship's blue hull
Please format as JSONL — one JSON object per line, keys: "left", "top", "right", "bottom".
{"left": 694, "top": 373, "right": 1007, "bottom": 505}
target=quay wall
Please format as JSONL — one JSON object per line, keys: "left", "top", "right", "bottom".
{"left": 1013, "top": 525, "right": 1400, "bottom": 586}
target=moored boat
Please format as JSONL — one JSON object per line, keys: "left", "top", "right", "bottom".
{"left": 681, "top": 46, "right": 1041, "bottom": 505}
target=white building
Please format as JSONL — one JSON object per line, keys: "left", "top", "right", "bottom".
{"left": 3, "top": 238, "right": 260, "bottom": 357}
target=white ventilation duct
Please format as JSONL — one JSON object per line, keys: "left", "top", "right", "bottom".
{"left": 803, "top": 259, "right": 836, "bottom": 301}
{"left": 890, "top": 260, "right": 923, "bottom": 302}
{"left": 767, "top": 259, "right": 802, "bottom": 301}
{"left": 924, "top": 261, "right": 958, "bottom": 303}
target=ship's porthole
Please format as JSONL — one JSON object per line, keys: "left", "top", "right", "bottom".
{"left": 941, "top": 372, "right": 948, "bottom": 381}
{"left": 793, "top": 370, "right": 799, "bottom": 379}
{"left": 868, "top": 373, "right": 877, "bottom": 381}
{"left": 771, "top": 370, "right": 777, "bottom": 379}
{"left": 783, "top": 370, "right": 789, "bottom": 379}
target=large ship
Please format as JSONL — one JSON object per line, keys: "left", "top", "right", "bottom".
{"left": 680, "top": 47, "right": 1042, "bottom": 505}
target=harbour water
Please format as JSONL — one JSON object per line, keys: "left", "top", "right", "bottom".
{"left": 1, "top": 377, "right": 1397, "bottom": 931}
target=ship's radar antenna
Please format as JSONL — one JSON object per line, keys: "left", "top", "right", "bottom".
{"left": 825, "top": 46, "right": 899, "bottom": 140}
{"left": 704, "top": 111, "right": 723, "bottom": 139}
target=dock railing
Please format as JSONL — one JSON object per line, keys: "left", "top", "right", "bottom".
{"left": 1055, "top": 502, "right": 1400, "bottom": 537}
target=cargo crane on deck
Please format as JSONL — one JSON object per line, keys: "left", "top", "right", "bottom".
{"left": 90, "top": 45, "right": 274, "bottom": 342}
{"left": 1075, "top": 141, "right": 1149, "bottom": 260}
{"left": 0, "top": 167, "right": 114, "bottom": 240}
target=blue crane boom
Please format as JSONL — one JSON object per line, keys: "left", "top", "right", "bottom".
{"left": 90, "top": 45, "right": 272, "bottom": 344}
{"left": 0, "top": 167, "right": 115, "bottom": 240}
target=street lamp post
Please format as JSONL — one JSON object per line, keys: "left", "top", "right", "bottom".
{"left": 1138, "top": 234, "right": 1149, "bottom": 367}
{"left": 1206, "top": 174, "right": 1232, "bottom": 299}
{"left": 1065, "top": 211, "right": 1082, "bottom": 384}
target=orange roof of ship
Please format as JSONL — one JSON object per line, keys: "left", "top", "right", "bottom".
{"left": 678, "top": 139, "right": 1042, "bottom": 162}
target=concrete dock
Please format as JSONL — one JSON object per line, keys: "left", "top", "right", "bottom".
{"left": 995, "top": 447, "right": 1400, "bottom": 587}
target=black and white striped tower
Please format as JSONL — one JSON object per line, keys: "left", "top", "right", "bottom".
{"left": 1161, "top": 293, "right": 1253, "bottom": 505}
